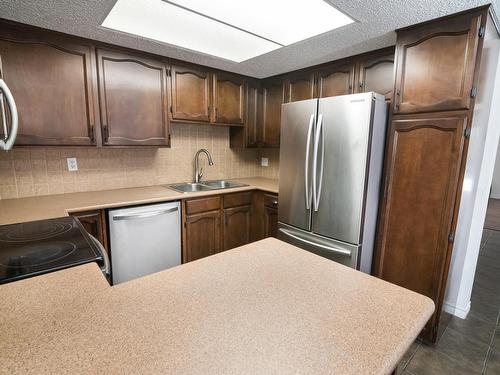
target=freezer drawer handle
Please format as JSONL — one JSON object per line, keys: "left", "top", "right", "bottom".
{"left": 279, "top": 228, "right": 352, "bottom": 256}
{"left": 112, "top": 206, "right": 178, "bottom": 221}
{"left": 304, "top": 113, "right": 315, "bottom": 210}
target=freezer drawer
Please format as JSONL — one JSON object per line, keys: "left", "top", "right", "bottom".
{"left": 278, "top": 222, "right": 360, "bottom": 269}
{"left": 108, "top": 201, "right": 181, "bottom": 284}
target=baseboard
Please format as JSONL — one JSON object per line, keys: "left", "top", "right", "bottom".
{"left": 443, "top": 300, "right": 471, "bottom": 319}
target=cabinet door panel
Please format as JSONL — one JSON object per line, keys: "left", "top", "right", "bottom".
{"left": 185, "top": 210, "right": 221, "bottom": 262}
{"left": 213, "top": 73, "right": 244, "bottom": 124}
{"left": 0, "top": 33, "right": 96, "bottom": 145}
{"left": 264, "top": 206, "right": 278, "bottom": 238}
{"left": 223, "top": 205, "right": 251, "bottom": 251}
{"left": 72, "top": 210, "right": 108, "bottom": 252}
{"left": 97, "top": 49, "right": 169, "bottom": 146}
{"left": 375, "top": 115, "right": 467, "bottom": 336}
{"left": 285, "top": 72, "right": 315, "bottom": 102}
{"left": 170, "top": 65, "right": 211, "bottom": 122}
{"left": 260, "top": 80, "right": 284, "bottom": 147}
{"left": 394, "top": 13, "right": 482, "bottom": 113}
{"left": 316, "top": 63, "right": 354, "bottom": 98}
{"left": 356, "top": 53, "right": 394, "bottom": 100}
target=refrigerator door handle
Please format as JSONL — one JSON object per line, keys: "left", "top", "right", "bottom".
{"left": 0, "top": 79, "right": 18, "bottom": 151}
{"left": 312, "top": 114, "right": 324, "bottom": 212}
{"left": 278, "top": 228, "right": 352, "bottom": 256}
{"left": 304, "top": 114, "right": 315, "bottom": 210}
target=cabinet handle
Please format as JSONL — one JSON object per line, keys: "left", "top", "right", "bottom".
{"left": 273, "top": 200, "right": 278, "bottom": 206}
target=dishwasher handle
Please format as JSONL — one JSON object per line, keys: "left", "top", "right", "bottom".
{"left": 89, "top": 234, "right": 110, "bottom": 277}
{"left": 112, "top": 206, "right": 178, "bottom": 221}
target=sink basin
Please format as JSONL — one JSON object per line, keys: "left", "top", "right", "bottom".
{"left": 166, "top": 180, "right": 247, "bottom": 193}
{"left": 167, "top": 183, "right": 213, "bottom": 193}
{"left": 202, "top": 180, "right": 247, "bottom": 189}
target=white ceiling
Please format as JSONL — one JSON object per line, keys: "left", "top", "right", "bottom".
{"left": 0, "top": 0, "right": 497, "bottom": 78}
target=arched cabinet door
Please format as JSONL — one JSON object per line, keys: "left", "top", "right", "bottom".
{"left": 212, "top": 72, "right": 245, "bottom": 125}
{"left": 355, "top": 52, "right": 394, "bottom": 101}
{"left": 315, "top": 62, "right": 355, "bottom": 98}
{"left": 97, "top": 49, "right": 170, "bottom": 146}
{"left": 185, "top": 210, "right": 221, "bottom": 262}
{"left": 374, "top": 115, "right": 468, "bottom": 340}
{"left": 260, "top": 78, "right": 284, "bottom": 147}
{"left": 393, "top": 12, "right": 483, "bottom": 114}
{"left": 0, "top": 29, "right": 96, "bottom": 145}
{"left": 170, "top": 65, "right": 211, "bottom": 123}
{"left": 285, "top": 71, "right": 315, "bottom": 103}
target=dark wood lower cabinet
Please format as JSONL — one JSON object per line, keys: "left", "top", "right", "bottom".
{"left": 184, "top": 210, "right": 221, "bottom": 262}
{"left": 223, "top": 205, "right": 251, "bottom": 250}
{"left": 71, "top": 210, "right": 108, "bottom": 252}
{"left": 263, "top": 206, "right": 278, "bottom": 238}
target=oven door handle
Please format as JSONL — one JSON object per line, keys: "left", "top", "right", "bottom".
{"left": 89, "top": 234, "right": 110, "bottom": 277}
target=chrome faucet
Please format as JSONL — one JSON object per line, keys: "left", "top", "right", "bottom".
{"left": 194, "top": 149, "right": 214, "bottom": 183}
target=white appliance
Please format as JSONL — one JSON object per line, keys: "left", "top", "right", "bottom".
{"left": 278, "top": 92, "right": 387, "bottom": 273}
{"left": 0, "top": 78, "right": 18, "bottom": 150}
{"left": 108, "top": 201, "right": 181, "bottom": 284}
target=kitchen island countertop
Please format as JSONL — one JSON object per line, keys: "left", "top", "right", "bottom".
{"left": 0, "top": 177, "right": 278, "bottom": 225}
{"left": 0, "top": 238, "right": 434, "bottom": 375}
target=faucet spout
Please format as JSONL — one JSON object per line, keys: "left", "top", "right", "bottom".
{"left": 194, "top": 149, "right": 214, "bottom": 183}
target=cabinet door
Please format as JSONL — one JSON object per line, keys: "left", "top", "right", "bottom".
{"left": 213, "top": 72, "right": 245, "bottom": 125}
{"left": 72, "top": 210, "right": 108, "bottom": 252}
{"left": 229, "top": 81, "right": 259, "bottom": 148}
{"left": 374, "top": 115, "right": 467, "bottom": 339}
{"left": 97, "top": 49, "right": 170, "bottom": 146}
{"left": 264, "top": 207, "right": 278, "bottom": 238}
{"left": 285, "top": 72, "right": 315, "bottom": 102}
{"left": 223, "top": 205, "right": 251, "bottom": 251}
{"left": 316, "top": 62, "right": 355, "bottom": 98}
{"left": 0, "top": 31, "right": 96, "bottom": 145}
{"left": 394, "top": 13, "right": 483, "bottom": 114}
{"left": 185, "top": 210, "right": 221, "bottom": 262}
{"left": 356, "top": 52, "right": 394, "bottom": 101}
{"left": 170, "top": 65, "right": 211, "bottom": 123}
{"left": 260, "top": 80, "right": 284, "bottom": 147}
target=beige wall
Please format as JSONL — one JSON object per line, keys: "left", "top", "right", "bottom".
{"left": 0, "top": 124, "right": 265, "bottom": 199}
{"left": 260, "top": 149, "right": 280, "bottom": 179}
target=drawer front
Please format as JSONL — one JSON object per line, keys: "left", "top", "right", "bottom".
{"left": 185, "top": 196, "right": 221, "bottom": 215}
{"left": 264, "top": 194, "right": 279, "bottom": 208}
{"left": 223, "top": 192, "right": 252, "bottom": 208}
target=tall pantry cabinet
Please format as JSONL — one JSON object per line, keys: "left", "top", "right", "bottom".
{"left": 373, "top": 6, "right": 489, "bottom": 343}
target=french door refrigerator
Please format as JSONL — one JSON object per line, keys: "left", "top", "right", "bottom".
{"left": 277, "top": 92, "right": 387, "bottom": 273}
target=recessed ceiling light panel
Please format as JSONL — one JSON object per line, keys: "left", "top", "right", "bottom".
{"left": 102, "top": 0, "right": 354, "bottom": 62}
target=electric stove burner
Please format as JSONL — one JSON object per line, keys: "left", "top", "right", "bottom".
{"left": 0, "top": 221, "right": 73, "bottom": 242}
{"left": 0, "top": 216, "right": 103, "bottom": 284}
{"left": 0, "top": 242, "right": 77, "bottom": 268}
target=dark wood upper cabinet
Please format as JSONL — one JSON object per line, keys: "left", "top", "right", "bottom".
{"left": 0, "top": 29, "right": 96, "bottom": 146}
{"left": 260, "top": 79, "right": 284, "bottom": 147}
{"left": 185, "top": 210, "right": 221, "bottom": 262}
{"left": 170, "top": 65, "right": 211, "bottom": 123}
{"left": 356, "top": 52, "right": 395, "bottom": 100}
{"left": 96, "top": 49, "right": 170, "bottom": 146}
{"left": 374, "top": 115, "right": 468, "bottom": 340}
{"left": 285, "top": 71, "right": 315, "bottom": 102}
{"left": 212, "top": 72, "right": 245, "bottom": 125}
{"left": 316, "top": 62, "right": 355, "bottom": 98}
{"left": 229, "top": 80, "right": 259, "bottom": 148}
{"left": 393, "top": 13, "right": 482, "bottom": 114}
{"left": 223, "top": 205, "right": 252, "bottom": 251}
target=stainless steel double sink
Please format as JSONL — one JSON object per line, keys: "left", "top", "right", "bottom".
{"left": 166, "top": 180, "right": 247, "bottom": 193}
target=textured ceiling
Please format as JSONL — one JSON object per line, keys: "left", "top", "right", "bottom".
{"left": 0, "top": 0, "right": 498, "bottom": 78}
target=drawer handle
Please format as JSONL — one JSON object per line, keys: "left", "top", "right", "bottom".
{"left": 113, "top": 207, "right": 178, "bottom": 221}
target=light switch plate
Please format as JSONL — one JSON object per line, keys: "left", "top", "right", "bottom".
{"left": 261, "top": 157, "right": 269, "bottom": 167}
{"left": 67, "top": 157, "right": 78, "bottom": 171}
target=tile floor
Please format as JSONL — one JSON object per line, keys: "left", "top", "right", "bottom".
{"left": 397, "top": 228, "right": 500, "bottom": 374}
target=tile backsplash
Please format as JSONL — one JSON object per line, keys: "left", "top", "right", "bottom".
{"left": 0, "top": 124, "right": 273, "bottom": 199}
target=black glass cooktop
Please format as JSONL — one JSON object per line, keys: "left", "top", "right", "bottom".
{"left": 0, "top": 216, "right": 102, "bottom": 284}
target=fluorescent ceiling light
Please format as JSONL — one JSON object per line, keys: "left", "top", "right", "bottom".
{"left": 102, "top": 0, "right": 280, "bottom": 62}
{"left": 168, "top": 0, "right": 354, "bottom": 45}
{"left": 102, "top": 0, "right": 354, "bottom": 62}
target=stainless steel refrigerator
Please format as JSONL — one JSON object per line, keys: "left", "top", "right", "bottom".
{"left": 277, "top": 92, "right": 387, "bottom": 273}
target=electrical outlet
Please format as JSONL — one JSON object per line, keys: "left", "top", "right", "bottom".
{"left": 67, "top": 157, "right": 78, "bottom": 171}
{"left": 261, "top": 157, "right": 269, "bottom": 167}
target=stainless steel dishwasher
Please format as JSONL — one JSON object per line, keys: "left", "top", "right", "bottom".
{"left": 108, "top": 201, "right": 181, "bottom": 284}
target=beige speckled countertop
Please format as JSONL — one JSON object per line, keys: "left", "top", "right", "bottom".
{"left": 0, "top": 177, "right": 278, "bottom": 225}
{"left": 0, "top": 238, "right": 434, "bottom": 375}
